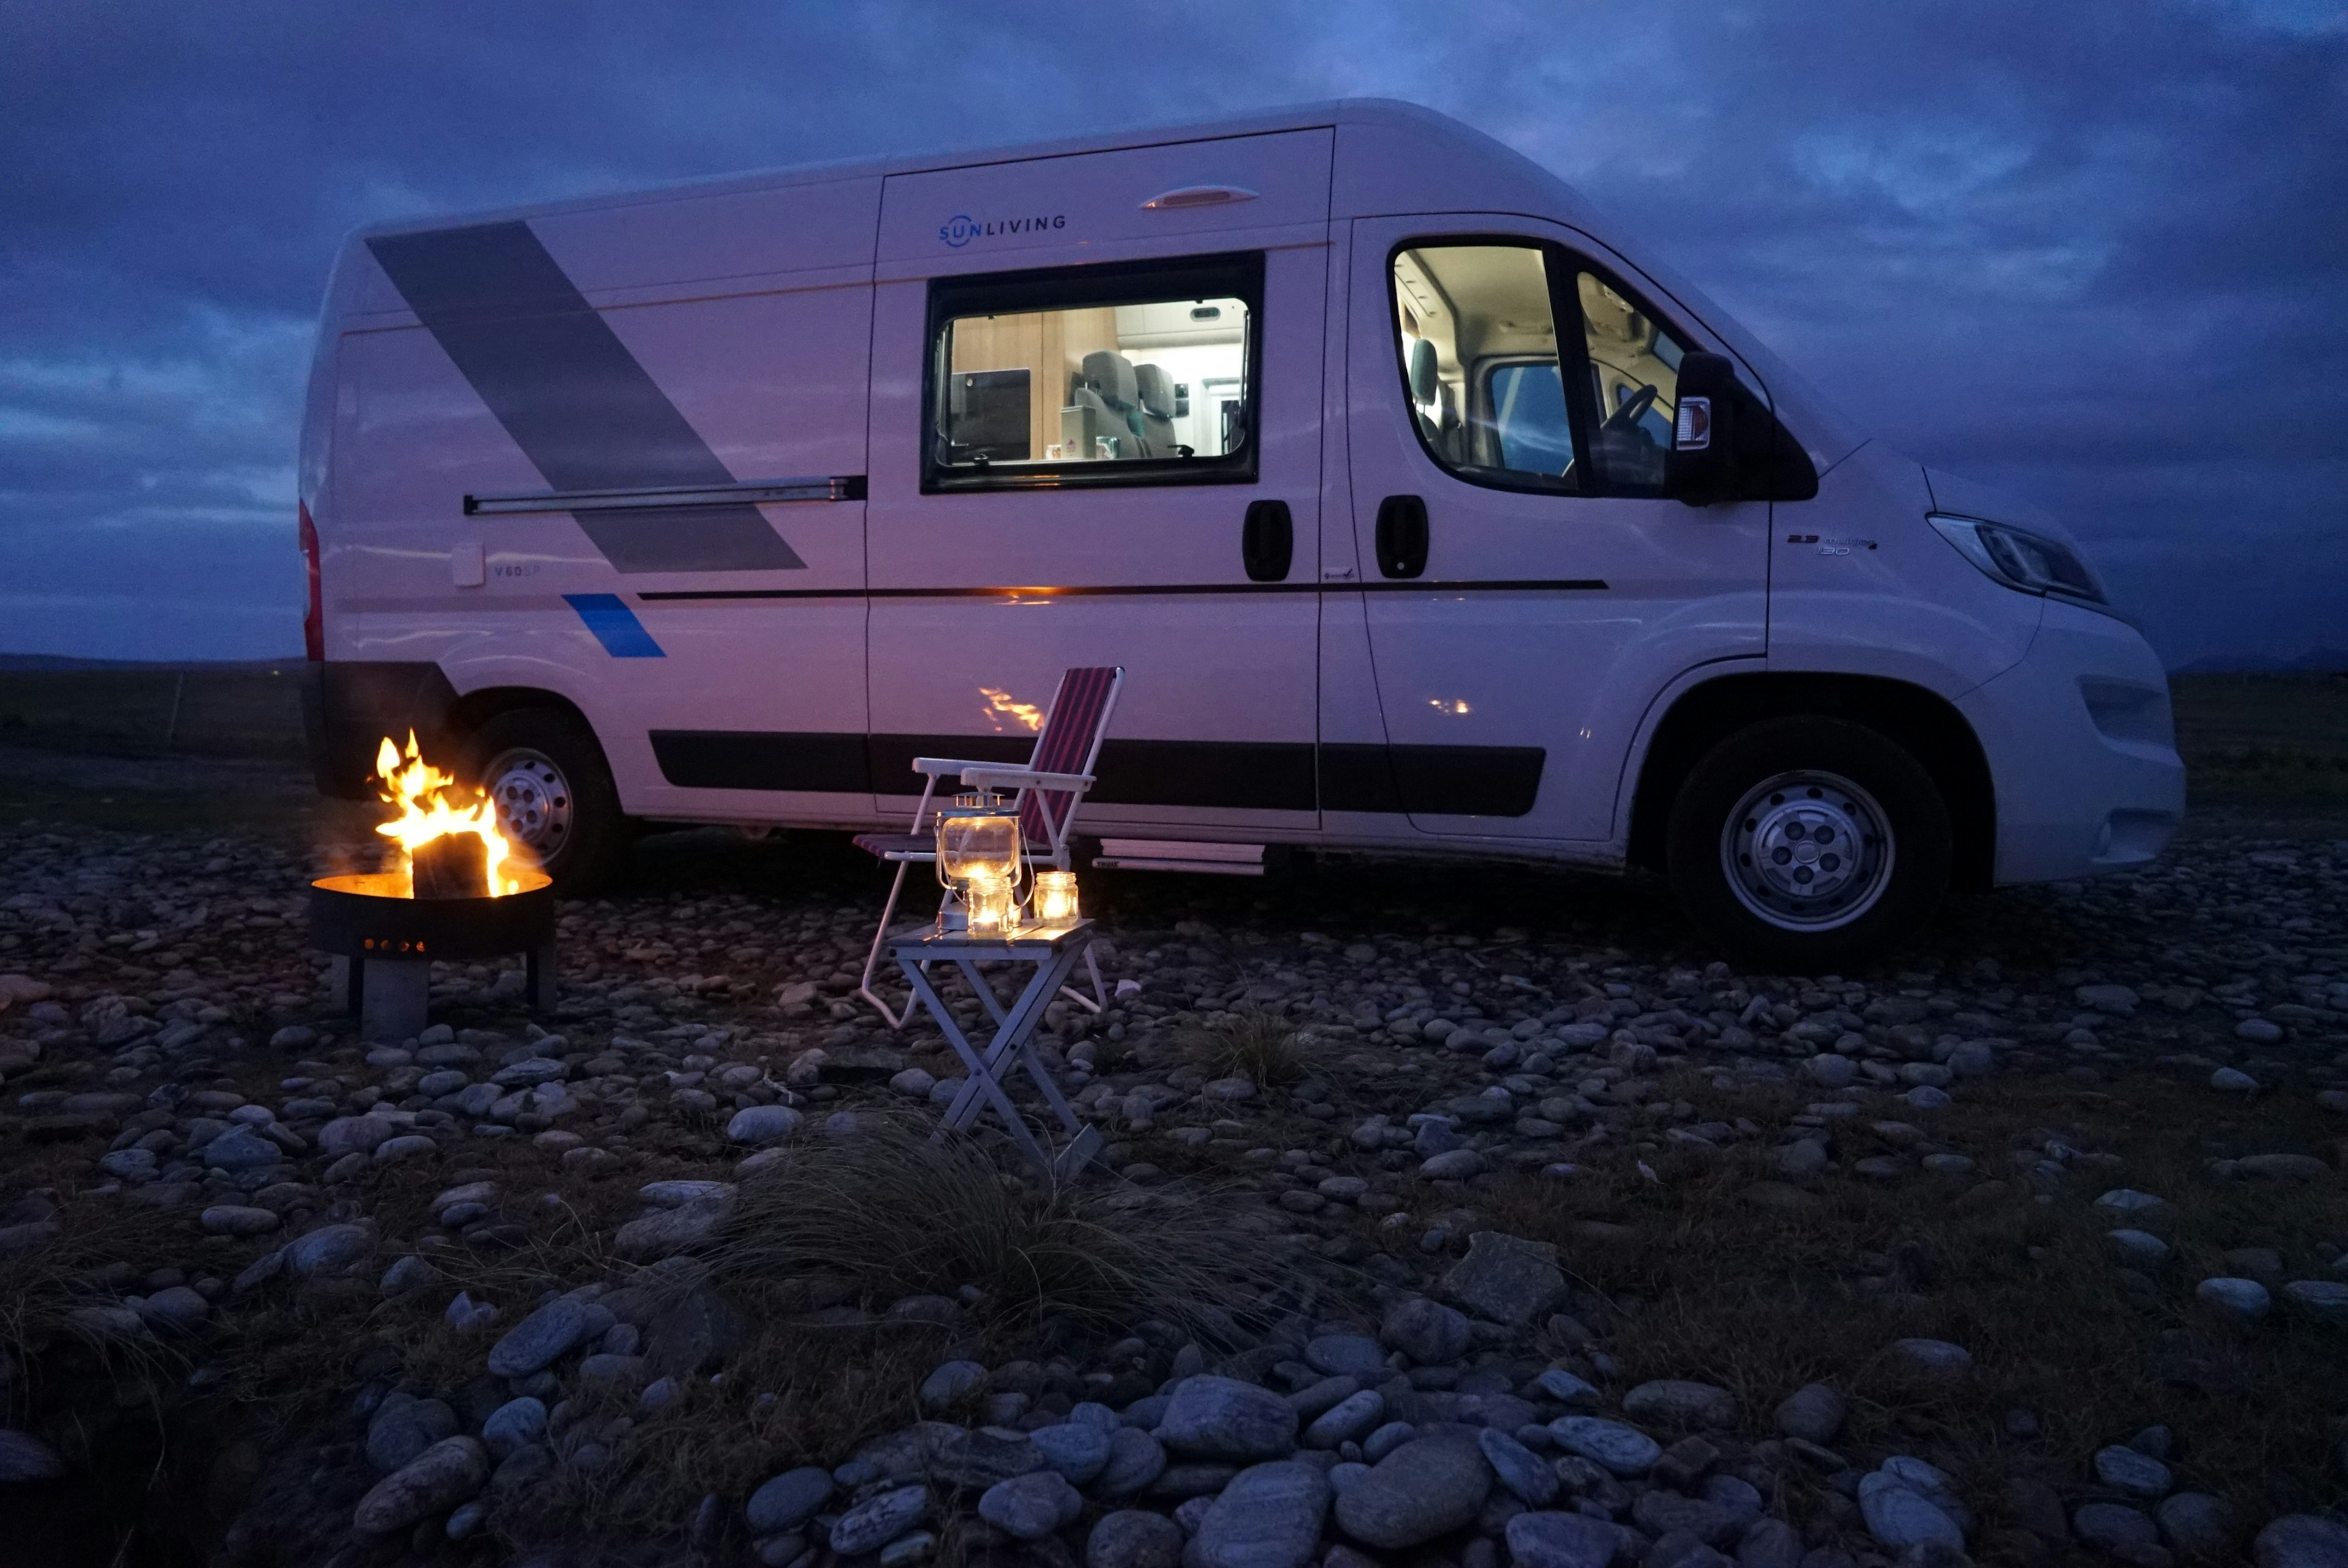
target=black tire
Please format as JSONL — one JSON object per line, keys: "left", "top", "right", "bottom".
{"left": 459, "top": 707, "right": 631, "bottom": 895}
{"left": 1666, "top": 716, "right": 1950, "bottom": 971}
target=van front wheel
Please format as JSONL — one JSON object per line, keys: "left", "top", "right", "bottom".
{"left": 461, "top": 708, "right": 630, "bottom": 895}
{"left": 1666, "top": 717, "right": 1949, "bottom": 970}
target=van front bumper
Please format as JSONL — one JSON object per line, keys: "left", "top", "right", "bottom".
{"left": 1957, "top": 600, "right": 2185, "bottom": 885}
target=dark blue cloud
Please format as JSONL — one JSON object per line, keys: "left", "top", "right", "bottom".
{"left": 2, "top": 0, "right": 2342, "bottom": 663}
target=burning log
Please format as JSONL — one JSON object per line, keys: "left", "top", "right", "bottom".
{"left": 372, "top": 732, "right": 522, "bottom": 898}
{"left": 411, "top": 831, "right": 490, "bottom": 899}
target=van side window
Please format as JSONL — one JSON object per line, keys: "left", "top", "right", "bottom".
{"left": 1390, "top": 243, "right": 1695, "bottom": 499}
{"left": 925, "top": 252, "right": 1261, "bottom": 493}
{"left": 1576, "top": 271, "right": 1685, "bottom": 496}
{"left": 1391, "top": 243, "right": 1577, "bottom": 493}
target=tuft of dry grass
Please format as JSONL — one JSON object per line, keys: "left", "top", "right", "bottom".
{"left": 495, "top": 1117, "right": 1311, "bottom": 1545}
{"left": 1176, "top": 1008, "right": 1315, "bottom": 1090}
{"left": 704, "top": 1113, "right": 1282, "bottom": 1345}
{"left": 496, "top": 1306, "right": 945, "bottom": 1543}
{"left": 0, "top": 1188, "right": 191, "bottom": 1380}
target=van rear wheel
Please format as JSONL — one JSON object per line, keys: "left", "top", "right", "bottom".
{"left": 1666, "top": 717, "right": 1949, "bottom": 971}
{"left": 461, "top": 708, "right": 630, "bottom": 895}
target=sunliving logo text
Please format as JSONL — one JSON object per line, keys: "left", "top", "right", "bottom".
{"left": 939, "top": 213, "right": 1067, "bottom": 248}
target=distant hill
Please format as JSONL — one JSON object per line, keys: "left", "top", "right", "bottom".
{"left": 0, "top": 653, "right": 298, "bottom": 672}
{"left": 2176, "top": 650, "right": 2348, "bottom": 675}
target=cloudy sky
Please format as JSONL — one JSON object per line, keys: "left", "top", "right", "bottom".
{"left": 3, "top": 0, "right": 2342, "bottom": 667}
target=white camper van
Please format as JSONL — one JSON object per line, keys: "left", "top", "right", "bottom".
{"left": 298, "top": 100, "right": 2183, "bottom": 965}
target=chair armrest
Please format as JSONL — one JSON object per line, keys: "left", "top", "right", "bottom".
{"left": 909, "top": 756, "right": 1002, "bottom": 778}
{"left": 957, "top": 766, "right": 1094, "bottom": 792}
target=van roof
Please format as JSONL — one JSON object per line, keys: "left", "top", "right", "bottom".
{"left": 350, "top": 98, "right": 1593, "bottom": 238}
{"left": 338, "top": 98, "right": 1864, "bottom": 466}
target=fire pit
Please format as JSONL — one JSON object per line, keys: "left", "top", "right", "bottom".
{"left": 311, "top": 734, "right": 558, "bottom": 1042}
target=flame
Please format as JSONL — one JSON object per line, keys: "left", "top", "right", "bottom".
{"left": 978, "top": 686, "right": 1044, "bottom": 733}
{"left": 372, "top": 732, "right": 523, "bottom": 895}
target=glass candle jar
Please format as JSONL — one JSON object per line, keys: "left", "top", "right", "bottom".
{"left": 964, "top": 869, "right": 1017, "bottom": 936}
{"left": 936, "top": 792, "right": 1023, "bottom": 892}
{"left": 1032, "top": 869, "right": 1079, "bottom": 924}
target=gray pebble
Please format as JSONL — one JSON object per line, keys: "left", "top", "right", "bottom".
{"left": 1087, "top": 1509, "right": 1183, "bottom": 1568}
{"left": 1190, "top": 1459, "right": 1330, "bottom": 1568}
{"left": 976, "top": 1469, "right": 1083, "bottom": 1541}
{"left": 830, "top": 1485, "right": 930, "bottom": 1556}
{"left": 1157, "top": 1375, "right": 1298, "bottom": 1461}
{"left": 745, "top": 1466, "right": 832, "bottom": 1533}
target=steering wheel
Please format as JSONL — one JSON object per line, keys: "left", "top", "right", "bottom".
{"left": 1603, "top": 383, "right": 1659, "bottom": 433}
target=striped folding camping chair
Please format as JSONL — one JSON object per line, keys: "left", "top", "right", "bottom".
{"left": 855, "top": 666, "right": 1124, "bottom": 1028}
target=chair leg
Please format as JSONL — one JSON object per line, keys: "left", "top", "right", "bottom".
{"left": 1058, "top": 946, "right": 1109, "bottom": 1014}
{"left": 858, "top": 861, "right": 912, "bottom": 1029}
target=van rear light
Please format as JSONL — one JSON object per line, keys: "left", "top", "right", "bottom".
{"left": 298, "top": 500, "right": 324, "bottom": 660}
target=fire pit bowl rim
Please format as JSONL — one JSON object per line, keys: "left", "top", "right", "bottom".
{"left": 308, "top": 869, "right": 556, "bottom": 961}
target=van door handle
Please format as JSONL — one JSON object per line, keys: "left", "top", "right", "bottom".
{"left": 1374, "top": 494, "right": 1428, "bottom": 579}
{"left": 1241, "top": 499, "right": 1293, "bottom": 583}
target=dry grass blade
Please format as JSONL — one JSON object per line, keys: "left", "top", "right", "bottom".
{"left": 706, "top": 1114, "right": 1277, "bottom": 1346}
{"left": 1176, "top": 1008, "right": 1315, "bottom": 1090}
{"left": 0, "top": 1191, "right": 190, "bottom": 1382}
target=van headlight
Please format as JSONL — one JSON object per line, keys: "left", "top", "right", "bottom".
{"left": 1927, "top": 513, "right": 2106, "bottom": 604}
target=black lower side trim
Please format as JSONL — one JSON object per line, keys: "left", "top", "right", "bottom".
{"left": 655, "top": 728, "right": 1541, "bottom": 817}
{"left": 651, "top": 731, "right": 871, "bottom": 793}
{"left": 305, "top": 661, "right": 459, "bottom": 800}
{"left": 1322, "top": 742, "right": 1546, "bottom": 817}
{"left": 1387, "top": 743, "right": 1546, "bottom": 817}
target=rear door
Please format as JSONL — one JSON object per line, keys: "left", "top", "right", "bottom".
{"left": 1341, "top": 216, "right": 1770, "bottom": 842}
{"left": 865, "top": 131, "right": 1334, "bottom": 835}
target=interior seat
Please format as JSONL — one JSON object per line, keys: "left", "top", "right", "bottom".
{"left": 1408, "top": 339, "right": 1463, "bottom": 463}
{"left": 1131, "top": 364, "right": 1180, "bottom": 455}
{"left": 1073, "top": 350, "right": 1151, "bottom": 458}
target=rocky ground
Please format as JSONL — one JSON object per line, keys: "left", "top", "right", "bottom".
{"left": 1, "top": 798, "right": 2344, "bottom": 1568}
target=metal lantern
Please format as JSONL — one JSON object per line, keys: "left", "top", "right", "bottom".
{"left": 964, "top": 868, "right": 1017, "bottom": 936}
{"left": 1032, "top": 869, "right": 1080, "bottom": 924}
{"left": 935, "top": 790, "right": 1024, "bottom": 891}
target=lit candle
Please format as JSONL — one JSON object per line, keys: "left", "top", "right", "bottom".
{"left": 1032, "top": 869, "right": 1079, "bottom": 924}
{"left": 964, "top": 869, "right": 1016, "bottom": 935}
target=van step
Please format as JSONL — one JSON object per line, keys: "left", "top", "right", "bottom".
{"left": 1092, "top": 839, "right": 1266, "bottom": 877}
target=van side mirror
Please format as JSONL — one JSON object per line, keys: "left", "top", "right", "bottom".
{"left": 1666, "top": 352, "right": 1820, "bottom": 506}
{"left": 1667, "top": 352, "right": 1741, "bottom": 506}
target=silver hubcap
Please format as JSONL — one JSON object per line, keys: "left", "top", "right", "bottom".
{"left": 483, "top": 748, "right": 572, "bottom": 863}
{"left": 1722, "top": 769, "right": 1894, "bottom": 932}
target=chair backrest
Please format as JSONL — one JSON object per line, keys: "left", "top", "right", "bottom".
{"left": 1018, "top": 666, "right": 1122, "bottom": 857}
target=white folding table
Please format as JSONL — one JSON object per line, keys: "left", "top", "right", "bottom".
{"left": 887, "top": 917, "right": 1104, "bottom": 1177}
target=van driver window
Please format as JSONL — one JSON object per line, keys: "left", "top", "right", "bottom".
{"left": 926, "top": 253, "right": 1260, "bottom": 492}
{"left": 1391, "top": 244, "right": 1694, "bottom": 499}
{"left": 1392, "top": 243, "right": 1577, "bottom": 493}
{"left": 1576, "top": 271, "right": 1685, "bottom": 496}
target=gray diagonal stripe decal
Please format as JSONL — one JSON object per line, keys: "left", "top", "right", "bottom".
{"left": 367, "top": 221, "right": 805, "bottom": 574}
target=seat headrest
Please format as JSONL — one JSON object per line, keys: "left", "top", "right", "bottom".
{"left": 1408, "top": 338, "right": 1439, "bottom": 407}
{"left": 1082, "top": 350, "right": 1139, "bottom": 406}
{"left": 1132, "top": 364, "right": 1175, "bottom": 419}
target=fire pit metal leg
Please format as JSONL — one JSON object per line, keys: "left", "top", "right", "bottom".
{"left": 526, "top": 940, "right": 558, "bottom": 1012}
{"left": 360, "top": 957, "right": 431, "bottom": 1043}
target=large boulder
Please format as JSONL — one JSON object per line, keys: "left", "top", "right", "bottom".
{"left": 1191, "top": 1460, "right": 1331, "bottom": 1568}
{"left": 1157, "top": 1375, "right": 1298, "bottom": 1462}
{"left": 1332, "top": 1434, "right": 1491, "bottom": 1549}
{"left": 1441, "top": 1231, "right": 1566, "bottom": 1326}
{"left": 352, "top": 1437, "right": 487, "bottom": 1534}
